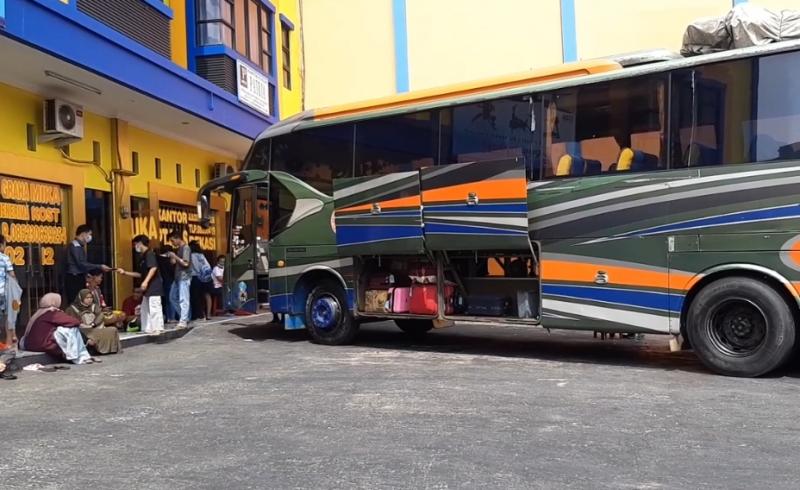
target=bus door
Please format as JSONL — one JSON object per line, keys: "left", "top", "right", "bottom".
{"left": 420, "top": 158, "right": 531, "bottom": 251}
{"left": 229, "top": 185, "right": 264, "bottom": 313}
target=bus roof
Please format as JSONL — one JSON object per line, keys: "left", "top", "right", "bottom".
{"left": 257, "top": 39, "right": 800, "bottom": 141}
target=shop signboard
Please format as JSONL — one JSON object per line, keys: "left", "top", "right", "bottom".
{"left": 131, "top": 198, "right": 217, "bottom": 252}
{"left": 0, "top": 176, "right": 67, "bottom": 267}
{"left": 0, "top": 0, "right": 5, "bottom": 30}
{"left": 236, "top": 60, "right": 271, "bottom": 116}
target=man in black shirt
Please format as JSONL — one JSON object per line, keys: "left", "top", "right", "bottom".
{"left": 117, "top": 235, "right": 164, "bottom": 334}
{"left": 64, "top": 224, "right": 111, "bottom": 306}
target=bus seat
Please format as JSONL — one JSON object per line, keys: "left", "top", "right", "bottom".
{"left": 630, "top": 151, "right": 659, "bottom": 172}
{"left": 556, "top": 154, "right": 573, "bottom": 176}
{"left": 617, "top": 148, "right": 659, "bottom": 172}
{"left": 584, "top": 160, "right": 602, "bottom": 175}
{"left": 569, "top": 155, "right": 586, "bottom": 176}
{"left": 685, "top": 143, "right": 719, "bottom": 166}
{"left": 616, "top": 148, "right": 635, "bottom": 171}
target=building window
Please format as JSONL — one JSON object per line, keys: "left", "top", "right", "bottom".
{"left": 234, "top": 0, "right": 274, "bottom": 74}
{"left": 281, "top": 21, "right": 291, "bottom": 89}
{"left": 197, "top": 0, "right": 235, "bottom": 47}
{"left": 176, "top": 163, "right": 183, "bottom": 184}
{"left": 155, "top": 158, "right": 162, "bottom": 179}
{"left": 132, "top": 151, "right": 139, "bottom": 174}
{"left": 195, "top": 168, "right": 202, "bottom": 187}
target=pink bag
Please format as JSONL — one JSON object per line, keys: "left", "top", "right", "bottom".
{"left": 389, "top": 287, "right": 411, "bottom": 313}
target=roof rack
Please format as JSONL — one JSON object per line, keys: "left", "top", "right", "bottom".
{"left": 606, "top": 49, "right": 684, "bottom": 67}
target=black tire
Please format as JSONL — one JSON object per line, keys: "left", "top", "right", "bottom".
{"left": 304, "top": 280, "right": 358, "bottom": 345}
{"left": 686, "top": 277, "right": 796, "bottom": 377}
{"left": 395, "top": 319, "right": 434, "bottom": 337}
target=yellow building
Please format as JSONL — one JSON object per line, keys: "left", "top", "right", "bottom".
{"left": 301, "top": 0, "right": 800, "bottom": 108}
{"left": 0, "top": 0, "right": 303, "bottom": 317}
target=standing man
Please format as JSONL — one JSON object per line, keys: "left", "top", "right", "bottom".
{"left": 118, "top": 235, "right": 164, "bottom": 335}
{"left": 64, "top": 224, "right": 111, "bottom": 306}
{"left": 167, "top": 230, "right": 191, "bottom": 329}
{"left": 0, "top": 234, "right": 17, "bottom": 380}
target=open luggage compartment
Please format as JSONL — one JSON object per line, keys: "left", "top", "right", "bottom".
{"left": 335, "top": 157, "right": 541, "bottom": 325}
{"left": 355, "top": 247, "right": 541, "bottom": 324}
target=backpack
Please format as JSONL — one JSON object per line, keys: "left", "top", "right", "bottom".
{"left": 192, "top": 254, "right": 213, "bottom": 283}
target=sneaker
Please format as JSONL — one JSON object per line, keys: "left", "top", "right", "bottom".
{"left": 1, "top": 372, "right": 17, "bottom": 380}
{"left": 175, "top": 322, "right": 188, "bottom": 329}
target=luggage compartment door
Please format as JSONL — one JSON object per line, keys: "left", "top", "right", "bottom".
{"left": 421, "top": 158, "right": 530, "bottom": 250}
{"left": 333, "top": 171, "right": 425, "bottom": 256}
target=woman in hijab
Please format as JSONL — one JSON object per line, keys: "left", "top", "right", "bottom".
{"left": 67, "top": 289, "right": 122, "bottom": 355}
{"left": 19, "top": 293, "right": 95, "bottom": 364}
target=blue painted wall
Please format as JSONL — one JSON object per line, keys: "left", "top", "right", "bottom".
{"left": 392, "top": 0, "right": 409, "bottom": 93}
{"left": 1, "top": 0, "right": 273, "bottom": 138}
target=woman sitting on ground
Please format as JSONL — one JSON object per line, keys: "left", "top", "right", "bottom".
{"left": 19, "top": 293, "right": 96, "bottom": 364}
{"left": 67, "top": 289, "right": 122, "bottom": 355}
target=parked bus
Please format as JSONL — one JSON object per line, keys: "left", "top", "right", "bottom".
{"left": 200, "top": 40, "right": 800, "bottom": 377}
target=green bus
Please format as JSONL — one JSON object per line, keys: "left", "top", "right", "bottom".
{"left": 200, "top": 40, "right": 800, "bottom": 377}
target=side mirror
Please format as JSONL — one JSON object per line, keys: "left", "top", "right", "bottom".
{"left": 197, "top": 195, "right": 211, "bottom": 229}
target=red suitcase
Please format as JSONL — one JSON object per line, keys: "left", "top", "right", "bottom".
{"left": 409, "top": 284, "right": 455, "bottom": 315}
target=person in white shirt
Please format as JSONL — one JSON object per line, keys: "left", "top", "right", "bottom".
{"left": 212, "top": 255, "right": 225, "bottom": 314}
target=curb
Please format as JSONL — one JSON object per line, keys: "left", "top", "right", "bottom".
{"left": 12, "top": 326, "right": 194, "bottom": 369}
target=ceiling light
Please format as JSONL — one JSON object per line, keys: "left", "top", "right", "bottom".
{"left": 44, "top": 70, "right": 102, "bottom": 95}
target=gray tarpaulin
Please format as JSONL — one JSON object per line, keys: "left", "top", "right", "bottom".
{"left": 682, "top": 4, "right": 800, "bottom": 56}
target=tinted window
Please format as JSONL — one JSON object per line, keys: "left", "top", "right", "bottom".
{"left": 673, "top": 50, "right": 800, "bottom": 167}
{"left": 270, "top": 124, "right": 354, "bottom": 194}
{"left": 268, "top": 177, "right": 296, "bottom": 239}
{"left": 245, "top": 139, "right": 270, "bottom": 171}
{"left": 440, "top": 96, "right": 543, "bottom": 180}
{"left": 354, "top": 112, "right": 438, "bottom": 177}
{"left": 544, "top": 75, "right": 666, "bottom": 178}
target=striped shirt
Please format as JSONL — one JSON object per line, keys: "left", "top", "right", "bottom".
{"left": 0, "top": 252, "right": 13, "bottom": 296}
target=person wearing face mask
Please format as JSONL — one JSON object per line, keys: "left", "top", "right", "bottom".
{"left": 64, "top": 224, "right": 112, "bottom": 308}
{"left": 117, "top": 235, "right": 164, "bottom": 334}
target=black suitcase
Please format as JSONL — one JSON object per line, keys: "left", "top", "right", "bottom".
{"left": 465, "top": 295, "right": 509, "bottom": 316}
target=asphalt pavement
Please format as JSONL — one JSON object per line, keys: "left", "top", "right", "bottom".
{"left": 3, "top": 317, "right": 800, "bottom": 489}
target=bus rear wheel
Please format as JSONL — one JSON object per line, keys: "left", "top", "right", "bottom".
{"left": 305, "top": 280, "right": 358, "bottom": 345}
{"left": 686, "top": 277, "right": 795, "bottom": 377}
{"left": 395, "top": 319, "right": 434, "bottom": 337}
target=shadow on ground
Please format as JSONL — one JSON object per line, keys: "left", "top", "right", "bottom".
{"left": 226, "top": 320, "right": 732, "bottom": 376}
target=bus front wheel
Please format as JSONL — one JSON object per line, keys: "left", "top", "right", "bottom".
{"left": 305, "top": 280, "right": 358, "bottom": 345}
{"left": 687, "top": 277, "right": 795, "bottom": 377}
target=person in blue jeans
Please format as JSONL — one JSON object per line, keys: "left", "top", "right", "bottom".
{"left": 167, "top": 230, "right": 192, "bottom": 328}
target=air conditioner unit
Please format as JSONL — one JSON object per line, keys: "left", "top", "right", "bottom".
{"left": 213, "top": 162, "right": 235, "bottom": 179}
{"left": 41, "top": 98, "right": 84, "bottom": 145}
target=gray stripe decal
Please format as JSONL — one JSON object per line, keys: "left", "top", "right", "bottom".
{"left": 532, "top": 174, "right": 800, "bottom": 230}
{"left": 529, "top": 165, "right": 800, "bottom": 219}
{"left": 542, "top": 299, "right": 670, "bottom": 333}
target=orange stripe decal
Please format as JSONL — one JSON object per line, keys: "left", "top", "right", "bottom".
{"left": 541, "top": 260, "right": 695, "bottom": 292}
{"left": 422, "top": 179, "right": 526, "bottom": 203}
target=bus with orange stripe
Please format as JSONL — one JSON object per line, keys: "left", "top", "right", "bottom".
{"left": 200, "top": 40, "right": 800, "bottom": 377}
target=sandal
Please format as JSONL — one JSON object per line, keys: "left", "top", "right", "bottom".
{"left": 53, "top": 365, "right": 71, "bottom": 370}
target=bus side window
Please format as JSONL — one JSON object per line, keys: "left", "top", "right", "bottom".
{"left": 672, "top": 50, "right": 800, "bottom": 168}
{"left": 270, "top": 125, "right": 354, "bottom": 195}
{"left": 439, "top": 96, "right": 543, "bottom": 180}
{"left": 354, "top": 111, "right": 438, "bottom": 177}
{"left": 543, "top": 75, "right": 667, "bottom": 178}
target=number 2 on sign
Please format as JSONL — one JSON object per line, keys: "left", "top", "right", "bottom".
{"left": 42, "top": 247, "right": 55, "bottom": 266}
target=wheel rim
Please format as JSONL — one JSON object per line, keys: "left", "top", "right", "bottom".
{"left": 705, "top": 298, "right": 767, "bottom": 357}
{"left": 311, "top": 294, "right": 341, "bottom": 330}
